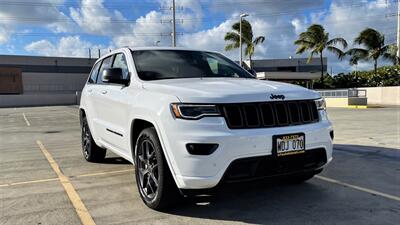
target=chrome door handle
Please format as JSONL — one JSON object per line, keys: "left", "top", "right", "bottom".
{"left": 88, "top": 89, "right": 93, "bottom": 93}
{"left": 101, "top": 90, "right": 108, "bottom": 94}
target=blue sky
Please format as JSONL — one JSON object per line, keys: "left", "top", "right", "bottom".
{"left": 0, "top": 0, "right": 397, "bottom": 73}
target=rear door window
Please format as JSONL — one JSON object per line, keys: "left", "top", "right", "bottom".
{"left": 97, "top": 56, "right": 113, "bottom": 84}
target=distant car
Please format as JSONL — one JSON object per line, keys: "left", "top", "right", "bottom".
{"left": 79, "top": 47, "right": 333, "bottom": 210}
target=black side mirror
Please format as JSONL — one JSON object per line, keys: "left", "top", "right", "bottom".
{"left": 102, "top": 68, "right": 129, "bottom": 85}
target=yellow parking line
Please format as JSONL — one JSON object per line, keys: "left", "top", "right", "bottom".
{"left": 37, "top": 140, "right": 96, "bottom": 225}
{"left": 0, "top": 169, "right": 133, "bottom": 188}
{"left": 316, "top": 175, "right": 400, "bottom": 202}
{"left": 22, "top": 113, "right": 31, "bottom": 126}
{"left": 0, "top": 178, "right": 59, "bottom": 187}
{"left": 347, "top": 105, "right": 368, "bottom": 109}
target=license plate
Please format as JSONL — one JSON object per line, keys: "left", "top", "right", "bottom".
{"left": 274, "top": 133, "right": 305, "bottom": 157}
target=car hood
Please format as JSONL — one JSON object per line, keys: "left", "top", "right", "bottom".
{"left": 142, "top": 78, "right": 320, "bottom": 103}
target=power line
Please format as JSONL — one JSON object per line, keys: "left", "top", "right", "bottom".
{"left": 0, "top": 0, "right": 396, "bottom": 24}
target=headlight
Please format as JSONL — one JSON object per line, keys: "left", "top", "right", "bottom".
{"left": 315, "top": 98, "right": 326, "bottom": 110}
{"left": 171, "top": 103, "right": 221, "bottom": 119}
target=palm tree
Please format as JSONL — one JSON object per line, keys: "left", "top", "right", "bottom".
{"left": 224, "top": 19, "right": 265, "bottom": 68}
{"left": 347, "top": 28, "right": 396, "bottom": 75}
{"left": 294, "top": 24, "right": 348, "bottom": 82}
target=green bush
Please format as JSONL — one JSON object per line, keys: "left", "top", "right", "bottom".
{"left": 317, "top": 65, "right": 400, "bottom": 88}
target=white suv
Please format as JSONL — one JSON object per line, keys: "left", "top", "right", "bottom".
{"left": 80, "top": 47, "right": 333, "bottom": 209}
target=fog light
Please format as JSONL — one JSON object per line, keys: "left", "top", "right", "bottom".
{"left": 186, "top": 143, "right": 218, "bottom": 155}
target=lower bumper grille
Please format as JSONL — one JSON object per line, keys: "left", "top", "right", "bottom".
{"left": 224, "top": 148, "right": 327, "bottom": 182}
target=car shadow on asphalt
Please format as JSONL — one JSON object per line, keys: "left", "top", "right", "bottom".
{"left": 101, "top": 157, "right": 131, "bottom": 164}
{"left": 164, "top": 179, "right": 331, "bottom": 225}
{"left": 161, "top": 144, "right": 400, "bottom": 224}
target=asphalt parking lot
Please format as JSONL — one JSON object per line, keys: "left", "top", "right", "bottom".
{"left": 0, "top": 106, "right": 399, "bottom": 225}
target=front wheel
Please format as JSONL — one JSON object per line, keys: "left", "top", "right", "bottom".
{"left": 81, "top": 116, "right": 106, "bottom": 162}
{"left": 134, "top": 127, "right": 180, "bottom": 210}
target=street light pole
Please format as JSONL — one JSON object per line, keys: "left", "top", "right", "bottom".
{"left": 239, "top": 13, "right": 249, "bottom": 67}
{"left": 397, "top": 0, "right": 400, "bottom": 64}
{"left": 172, "top": 0, "right": 176, "bottom": 47}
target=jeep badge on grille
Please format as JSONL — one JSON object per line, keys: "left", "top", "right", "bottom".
{"left": 270, "top": 94, "right": 285, "bottom": 100}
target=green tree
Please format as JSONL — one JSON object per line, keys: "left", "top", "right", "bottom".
{"left": 224, "top": 19, "right": 265, "bottom": 68}
{"left": 347, "top": 28, "right": 397, "bottom": 75}
{"left": 294, "top": 24, "right": 348, "bottom": 82}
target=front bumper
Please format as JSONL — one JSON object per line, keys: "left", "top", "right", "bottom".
{"left": 160, "top": 112, "right": 333, "bottom": 189}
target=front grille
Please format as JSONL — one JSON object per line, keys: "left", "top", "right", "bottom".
{"left": 221, "top": 100, "right": 319, "bottom": 129}
{"left": 224, "top": 148, "right": 327, "bottom": 182}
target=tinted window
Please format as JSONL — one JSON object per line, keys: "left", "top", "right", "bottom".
{"left": 112, "top": 53, "right": 129, "bottom": 79}
{"left": 131, "top": 50, "right": 254, "bottom": 81}
{"left": 88, "top": 62, "right": 101, "bottom": 83}
{"left": 97, "top": 56, "right": 113, "bottom": 84}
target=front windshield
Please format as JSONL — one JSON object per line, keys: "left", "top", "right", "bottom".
{"left": 131, "top": 50, "right": 255, "bottom": 81}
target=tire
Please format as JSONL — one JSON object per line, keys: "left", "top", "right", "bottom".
{"left": 134, "top": 127, "right": 180, "bottom": 210}
{"left": 81, "top": 116, "right": 106, "bottom": 162}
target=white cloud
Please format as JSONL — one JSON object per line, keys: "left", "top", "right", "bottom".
{"left": 69, "top": 0, "right": 130, "bottom": 36}
{"left": 113, "top": 10, "right": 171, "bottom": 47}
{"left": 0, "top": 23, "right": 12, "bottom": 44}
{"left": 209, "top": 0, "right": 325, "bottom": 15}
{"left": 0, "top": 0, "right": 74, "bottom": 35}
{"left": 180, "top": 18, "right": 233, "bottom": 53}
{"left": 24, "top": 35, "right": 106, "bottom": 57}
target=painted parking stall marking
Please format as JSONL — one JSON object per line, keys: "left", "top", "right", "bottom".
{"left": 316, "top": 175, "right": 400, "bottom": 202}
{"left": 22, "top": 113, "right": 30, "bottom": 126}
{"left": 36, "top": 140, "right": 96, "bottom": 225}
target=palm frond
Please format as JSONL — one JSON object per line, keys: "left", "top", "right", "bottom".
{"left": 224, "top": 31, "right": 240, "bottom": 42}
{"left": 253, "top": 36, "right": 265, "bottom": 45}
{"left": 327, "top": 37, "right": 348, "bottom": 49}
{"left": 245, "top": 44, "right": 255, "bottom": 57}
{"left": 295, "top": 45, "right": 308, "bottom": 54}
{"left": 354, "top": 28, "right": 383, "bottom": 49}
{"left": 327, "top": 46, "right": 345, "bottom": 60}
{"left": 346, "top": 48, "right": 369, "bottom": 65}
{"left": 232, "top": 19, "right": 253, "bottom": 43}
{"left": 307, "top": 51, "right": 317, "bottom": 63}
{"left": 382, "top": 44, "right": 398, "bottom": 64}
{"left": 224, "top": 43, "right": 239, "bottom": 51}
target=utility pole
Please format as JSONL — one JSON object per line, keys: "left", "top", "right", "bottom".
{"left": 397, "top": 0, "right": 400, "bottom": 64}
{"left": 172, "top": 0, "right": 176, "bottom": 47}
{"left": 88, "top": 48, "right": 91, "bottom": 59}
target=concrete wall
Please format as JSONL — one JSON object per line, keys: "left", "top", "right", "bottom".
{"left": 325, "top": 98, "right": 349, "bottom": 107}
{"left": 362, "top": 86, "right": 400, "bottom": 106}
{"left": 22, "top": 72, "right": 88, "bottom": 93}
{"left": 0, "top": 93, "right": 80, "bottom": 108}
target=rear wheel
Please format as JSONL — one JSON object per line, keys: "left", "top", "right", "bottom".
{"left": 81, "top": 116, "right": 106, "bottom": 162}
{"left": 134, "top": 127, "right": 180, "bottom": 210}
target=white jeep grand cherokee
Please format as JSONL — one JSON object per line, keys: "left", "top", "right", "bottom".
{"left": 80, "top": 47, "right": 333, "bottom": 209}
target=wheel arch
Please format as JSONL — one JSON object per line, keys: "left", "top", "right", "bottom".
{"left": 79, "top": 108, "right": 86, "bottom": 125}
{"left": 130, "top": 118, "right": 155, "bottom": 160}
{"left": 130, "top": 117, "right": 179, "bottom": 186}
